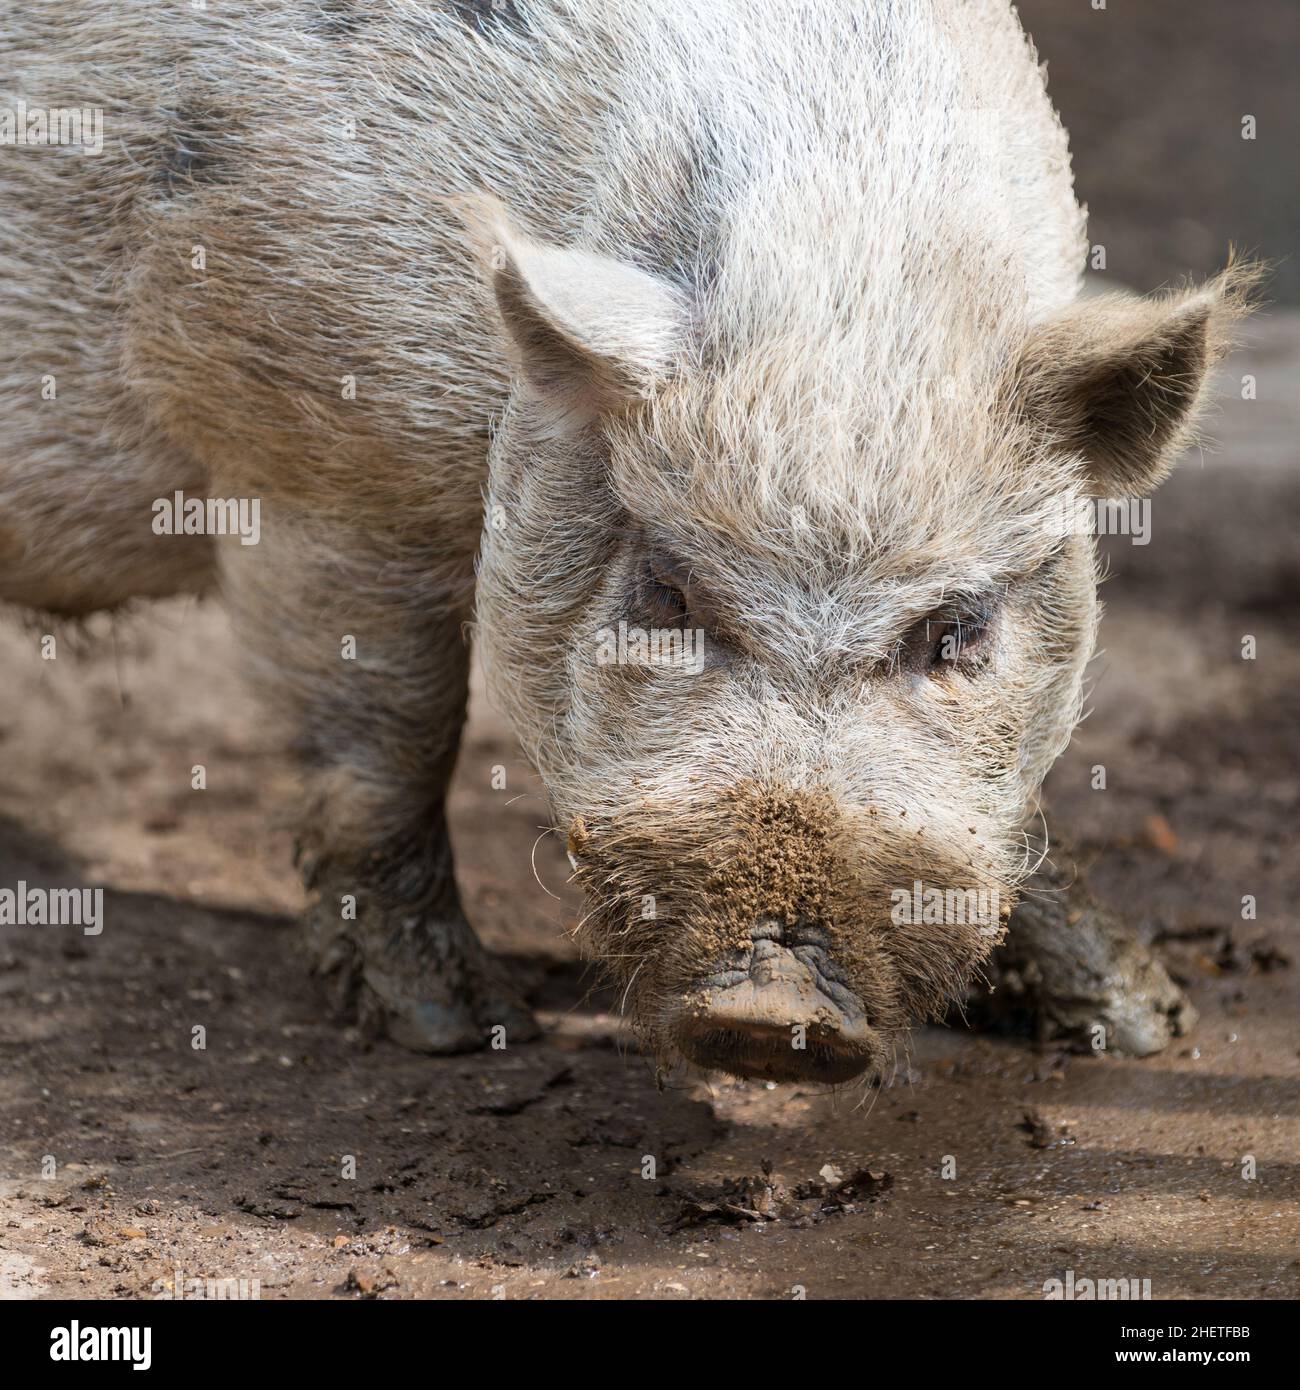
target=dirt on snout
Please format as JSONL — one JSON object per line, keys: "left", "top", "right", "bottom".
{"left": 1, "top": 323, "right": 1298, "bottom": 1300}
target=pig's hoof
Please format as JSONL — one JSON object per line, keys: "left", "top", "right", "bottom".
{"left": 360, "top": 965, "right": 541, "bottom": 1055}
{"left": 978, "top": 864, "right": 1197, "bottom": 1057}
{"left": 305, "top": 903, "right": 540, "bottom": 1054}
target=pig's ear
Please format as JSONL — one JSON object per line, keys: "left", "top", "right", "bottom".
{"left": 1010, "top": 263, "right": 1260, "bottom": 496}
{"left": 449, "top": 194, "right": 689, "bottom": 435}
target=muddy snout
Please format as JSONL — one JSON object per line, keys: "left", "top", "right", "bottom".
{"left": 668, "top": 922, "right": 878, "bottom": 1084}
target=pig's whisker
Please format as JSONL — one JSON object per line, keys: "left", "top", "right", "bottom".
{"left": 529, "top": 829, "right": 563, "bottom": 900}
{"left": 618, "top": 960, "right": 647, "bottom": 1019}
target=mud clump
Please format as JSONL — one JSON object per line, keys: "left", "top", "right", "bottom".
{"left": 703, "top": 782, "right": 847, "bottom": 939}
{"left": 793, "top": 1165, "right": 894, "bottom": 1210}
{"left": 667, "top": 1159, "right": 892, "bottom": 1232}
{"left": 342, "top": 1266, "right": 400, "bottom": 1298}
{"left": 1018, "top": 1108, "right": 1076, "bottom": 1150}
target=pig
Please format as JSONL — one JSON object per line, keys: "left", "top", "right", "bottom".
{"left": 0, "top": 1, "right": 1253, "bottom": 1082}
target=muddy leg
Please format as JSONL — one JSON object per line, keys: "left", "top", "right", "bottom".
{"left": 299, "top": 811, "right": 540, "bottom": 1054}
{"left": 977, "top": 847, "right": 1196, "bottom": 1056}
{"left": 223, "top": 511, "right": 537, "bottom": 1053}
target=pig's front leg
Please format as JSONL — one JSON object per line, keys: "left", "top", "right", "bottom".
{"left": 222, "top": 522, "right": 537, "bottom": 1054}
{"left": 299, "top": 818, "right": 538, "bottom": 1054}
{"left": 979, "top": 847, "right": 1196, "bottom": 1056}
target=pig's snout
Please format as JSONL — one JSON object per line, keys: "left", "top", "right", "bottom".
{"left": 667, "top": 921, "right": 878, "bottom": 1084}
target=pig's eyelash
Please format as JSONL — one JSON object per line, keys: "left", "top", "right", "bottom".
{"left": 638, "top": 554, "right": 694, "bottom": 630}
{"left": 895, "top": 596, "right": 998, "bottom": 674}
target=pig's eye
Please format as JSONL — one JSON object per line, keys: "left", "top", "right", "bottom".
{"left": 642, "top": 559, "right": 690, "bottom": 629}
{"left": 900, "top": 602, "right": 994, "bottom": 674}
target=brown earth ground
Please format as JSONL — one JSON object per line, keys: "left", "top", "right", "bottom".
{"left": 1, "top": 317, "right": 1296, "bottom": 1301}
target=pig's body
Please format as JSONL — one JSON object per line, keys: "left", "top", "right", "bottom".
{"left": 2, "top": 1, "right": 1234, "bottom": 1072}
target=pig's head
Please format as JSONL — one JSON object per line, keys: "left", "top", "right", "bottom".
{"left": 462, "top": 197, "right": 1254, "bottom": 1084}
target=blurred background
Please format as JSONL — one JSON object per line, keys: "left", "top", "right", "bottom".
{"left": 1019, "top": 0, "right": 1298, "bottom": 301}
